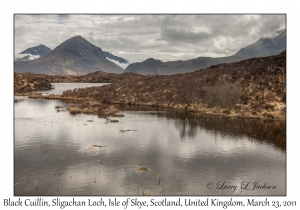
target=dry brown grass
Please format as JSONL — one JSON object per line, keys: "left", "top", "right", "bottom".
{"left": 27, "top": 92, "right": 43, "bottom": 99}
{"left": 139, "top": 166, "right": 150, "bottom": 171}
{"left": 16, "top": 52, "right": 286, "bottom": 120}
{"left": 81, "top": 107, "right": 95, "bottom": 114}
{"left": 66, "top": 106, "right": 82, "bottom": 114}
{"left": 142, "top": 191, "right": 151, "bottom": 196}
{"left": 203, "top": 83, "right": 243, "bottom": 108}
{"left": 14, "top": 72, "right": 53, "bottom": 94}
{"left": 55, "top": 105, "right": 64, "bottom": 109}
{"left": 112, "top": 113, "right": 125, "bottom": 117}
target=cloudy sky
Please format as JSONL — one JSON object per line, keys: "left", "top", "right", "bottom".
{"left": 14, "top": 14, "right": 286, "bottom": 63}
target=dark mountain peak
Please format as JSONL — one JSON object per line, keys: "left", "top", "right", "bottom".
{"left": 142, "top": 58, "right": 164, "bottom": 68}
{"left": 124, "top": 58, "right": 165, "bottom": 74}
{"left": 144, "top": 58, "right": 163, "bottom": 63}
{"left": 20, "top": 45, "right": 52, "bottom": 56}
{"left": 233, "top": 30, "right": 286, "bottom": 58}
{"left": 71, "top": 35, "right": 85, "bottom": 42}
{"left": 67, "top": 35, "right": 82, "bottom": 40}
{"left": 50, "top": 35, "right": 106, "bottom": 60}
{"left": 59, "top": 35, "right": 91, "bottom": 47}
{"left": 61, "top": 35, "right": 87, "bottom": 44}
{"left": 15, "top": 36, "right": 123, "bottom": 75}
{"left": 125, "top": 29, "right": 285, "bottom": 75}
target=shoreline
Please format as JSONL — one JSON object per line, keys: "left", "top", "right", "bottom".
{"left": 14, "top": 52, "right": 286, "bottom": 121}
{"left": 14, "top": 92, "right": 286, "bottom": 121}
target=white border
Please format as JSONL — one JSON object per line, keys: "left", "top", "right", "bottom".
{"left": 2, "top": 0, "right": 299, "bottom": 209}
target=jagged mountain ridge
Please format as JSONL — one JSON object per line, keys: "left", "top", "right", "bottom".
{"left": 15, "top": 36, "right": 124, "bottom": 75}
{"left": 19, "top": 44, "right": 52, "bottom": 56}
{"left": 124, "top": 56, "right": 244, "bottom": 75}
{"left": 124, "top": 30, "right": 286, "bottom": 75}
{"left": 233, "top": 30, "right": 286, "bottom": 58}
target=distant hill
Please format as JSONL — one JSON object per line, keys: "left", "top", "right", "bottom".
{"left": 124, "top": 29, "right": 286, "bottom": 75}
{"left": 61, "top": 51, "right": 286, "bottom": 120}
{"left": 124, "top": 58, "right": 166, "bottom": 75}
{"left": 15, "top": 36, "right": 124, "bottom": 75}
{"left": 233, "top": 29, "right": 286, "bottom": 58}
{"left": 124, "top": 56, "right": 244, "bottom": 75}
{"left": 19, "top": 44, "right": 52, "bottom": 56}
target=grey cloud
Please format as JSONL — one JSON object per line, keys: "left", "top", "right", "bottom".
{"left": 208, "top": 15, "right": 285, "bottom": 38}
{"left": 14, "top": 14, "right": 286, "bottom": 63}
{"left": 95, "top": 36, "right": 141, "bottom": 51}
{"left": 161, "top": 15, "right": 195, "bottom": 28}
{"left": 160, "top": 27, "right": 211, "bottom": 43}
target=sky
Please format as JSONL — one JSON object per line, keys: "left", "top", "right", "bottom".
{"left": 14, "top": 14, "right": 286, "bottom": 64}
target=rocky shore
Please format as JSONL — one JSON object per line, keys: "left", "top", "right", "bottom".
{"left": 14, "top": 72, "right": 53, "bottom": 93}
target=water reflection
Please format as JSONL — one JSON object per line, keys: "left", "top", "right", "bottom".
{"left": 116, "top": 106, "right": 286, "bottom": 151}
{"left": 174, "top": 119, "right": 197, "bottom": 139}
{"left": 170, "top": 112, "right": 285, "bottom": 151}
{"left": 39, "top": 83, "right": 109, "bottom": 95}
{"left": 14, "top": 96, "right": 286, "bottom": 196}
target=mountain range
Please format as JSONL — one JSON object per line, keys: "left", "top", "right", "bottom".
{"left": 20, "top": 44, "right": 52, "bottom": 56}
{"left": 15, "top": 36, "right": 123, "bottom": 75}
{"left": 124, "top": 30, "right": 286, "bottom": 75}
{"left": 15, "top": 30, "right": 286, "bottom": 75}
{"left": 15, "top": 44, "right": 52, "bottom": 61}
{"left": 17, "top": 44, "right": 128, "bottom": 66}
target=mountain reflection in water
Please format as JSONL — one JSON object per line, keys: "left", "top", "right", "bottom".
{"left": 118, "top": 105, "right": 286, "bottom": 151}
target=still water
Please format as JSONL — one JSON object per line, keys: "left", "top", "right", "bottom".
{"left": 14, "top": 83, "right": 286, "bottom": 196}
{"left": 39, "top": 83, "right": 110, "bottom": 96}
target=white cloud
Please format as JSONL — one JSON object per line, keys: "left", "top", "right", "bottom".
{"left": 106, "top": 57, "right": 129, "bottom": 69}
{"left": 14, "top": 53, "right": 40, "bottom": 60}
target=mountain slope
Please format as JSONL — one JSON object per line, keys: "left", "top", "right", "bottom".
{"left": 234, "top": 30, "right": 286, "bottom": 58}
{"left": 61, "top": 51, "right": 286, "bottom": 120}
{"left": 19, "top": 44, "right": 52, "bottom": 56}
{"left": 124, "top": 58, "right": 165, "bottom": 75}
{"left": 15, "top": 36, "right": 124, "bottom": 75}
{"left": 15, "top": 55, "right": 39, "bottom": 61}
{"left": 124, "top": 56, "right": 244, "bottom": 75}
{"left": 125, "top": 30, "right": 286, "bottom": 75}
